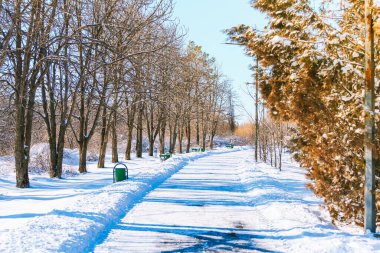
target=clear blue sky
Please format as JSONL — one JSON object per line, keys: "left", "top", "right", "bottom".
{"left": 173, "top": 0, "right": 266, "bottom": 123}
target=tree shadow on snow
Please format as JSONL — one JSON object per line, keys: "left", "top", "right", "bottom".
{"left": 110, "top": 222, "right": 280, "bottom": 253}
{"left": 106, "top": 222, "right": 354, "bottom": 252}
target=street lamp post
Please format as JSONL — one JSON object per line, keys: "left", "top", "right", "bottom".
{"left": 246, "top": 58, "right": 260, "bottom": 162}
{"left": 255, "top": 58, "right": 259, "bottom": 163}
{"left": 364, "top": 0, "right": 376, "bottom": 233}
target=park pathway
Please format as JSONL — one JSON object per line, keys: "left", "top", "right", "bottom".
{"left": 93, "top": 149, "right": 272, "bottom": 252}
{"left": 93, "top": 149, "right": 377, "bottom": 253}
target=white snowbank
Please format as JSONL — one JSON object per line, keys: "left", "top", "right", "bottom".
{"left": 235, "top": 151, "right": 379, "bottom": 252}
{"left": 30, "top": 143, "right": 79, "bottom": 169}
{"left": 0, "top": 156, "right": 14, "bottom": 174}
{"left": 0, "top": 147, "right": 245, "bottom": 253}
{"left": 0, "top": 143, "right": 80, "bottom": 176}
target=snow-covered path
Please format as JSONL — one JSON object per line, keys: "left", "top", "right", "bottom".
{"left": 93, "top": 149, "right": 379, "bottom": 253}
{"left": 2, "top": 148, "right": 379, "bottom": 252}
{"left": 94, "top": 150, "right": 259, "bottom": 252}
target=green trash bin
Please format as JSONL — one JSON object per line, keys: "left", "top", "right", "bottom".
{"left": 160, "top": 152, "right": 171, "bottom": 161}
{"left": 113, "top": 163, "right": 128, "bottom": 183}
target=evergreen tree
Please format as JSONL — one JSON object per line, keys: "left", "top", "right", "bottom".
{"left": 227, "top": 0, "right": 380, "bottom": 225}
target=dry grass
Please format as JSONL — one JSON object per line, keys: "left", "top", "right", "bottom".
{"left": 234, "top": 122, "right": 255, "bottom": 139}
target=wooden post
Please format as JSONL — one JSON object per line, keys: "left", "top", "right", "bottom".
{"left": 364, "top": 0, "right": 376, "bottom": 233}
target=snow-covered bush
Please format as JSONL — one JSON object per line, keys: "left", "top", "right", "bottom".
{"left": 86, "top": 151, "right": 99, "bottom": 162}
{"left": 29, "top": 143, "right": 51, "bottom": 174}
{"left": 28, "top": 143, "right": 80, "bottom": 176}
{"left": 62, "top": 149, "right": 79, "bottom": 166}
{"left": 0, "top": 156, "right": 14, "bottom": 175}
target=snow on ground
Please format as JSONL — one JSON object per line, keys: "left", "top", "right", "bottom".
{"left": 0, "top": 147, "right": 244, "bottom": 253}
{"left": 238, "top": 152, "right": 380, "bottom": 253}
{"left": 93, "top": 149, "right": 380, "bottom": 253}
{"left": 1, "top": 147, "right": 380, "bottom": 252}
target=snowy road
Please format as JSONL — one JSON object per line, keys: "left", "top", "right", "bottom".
{"left": 93, "top": 149, "right": 379, "bottom": 253}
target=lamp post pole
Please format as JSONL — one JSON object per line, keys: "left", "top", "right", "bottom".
{"left": 364, "top": 0, "right": 376, "bottom": 233}
{"left": 255, "top": 57, "right": 259, "bottom": 163}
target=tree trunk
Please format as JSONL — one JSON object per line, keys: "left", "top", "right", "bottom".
{"left": 148, "top": 140, "right": 154, "bottom": 156}
{"left": 186, "top": 120, "right": 191, "bottom": 153}
{"left": 14, "top": 103, "right": 29, "bottom": 188}
{"left": 170, "top": 121, "right": 177, "bottom": 154}
{"left": 48, "top": 138, "right": 58, "bottom": 178}
{"left": 196, "top": 119, "right": 200, "bottom": 145}
{"left": 170, "top": 132, "right": 177, "bottom": 154}
{"left": 202, "top": 135, "right": 206, "bottom": 150}
{"left": 136, "top": 117, "right": 143, "bottom": 158}
{"left": 146, "top": 107, "right": 160, "bottom": 157}
{"left": 15, "top": 82, "right": 38, "bottom": 187}
{"left": 209, "top": 135, "right": 215, "bottom": 149}
{"left": 98, "top": 106, "right": 110, "bottom": 168}
{"left": 125, "top": 126, "right": 133, "bottom": 160}
{"left": 178, "top": 128, "right": 183, "bottom": 154}
{"left": 49, "top": 129, "right": 66, "bottom": 178}
{"left": 264, "top": 138, "right": 268, "bottom": 163}
{"left": 78, "top": 140, "right": 88, "bottom": 173}
{"left": 56, "top": 138, "right": 65, "bottom": 178}
{"left": 14, "top": 0, "right": 28, "bottom": 188}
{"left": 278, "top": 125, "right": 284, "bottom": 171}
{"left": 136, "top": 126, "right": 143, "bottom": 158}
{"left": 201, "top": 124, "right": 207, "bottom": 150}
{"left": 111, "top": 115, "right": 118, "bottom": 163}
{"left": 135, "top": 103, "right": 143, "bottom": 158}
{"left": 147, "top": 115, "right": 154, "bottom": 156}
{"left": 159, "top": 121, "right": 166, "bottom": 154}
{"left": 124, "top": 103, "right": 136, "bottom": 160}
{"left": 44, "top": 66, "right": 59, "bottom": 178}
{"left": 98, "top": 139, "right": 108, "bottom": 168}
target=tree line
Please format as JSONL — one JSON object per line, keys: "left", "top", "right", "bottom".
{"left": 0, "top": 0, "right": 232, "bottom": 188}
{"left": 237, "top": 68, "right": 288, "bottom": 172}
{"left": 228, "top": 0, "right": 380, "bottom": 225}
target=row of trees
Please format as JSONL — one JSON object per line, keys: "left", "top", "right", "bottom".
{"left": 257, "top": 120, "right": 287, "bottom": 171}
{"left": 234, "top": 118, "right": 288, "bottom": 171}
{"left": 0, "top": 0, "right": 232, "bottom": 188}
{"left": 228, "top": 0, "right": 380, "bottom": 225}
{"left": 239, "top": 75, "right": 288, "bottom": 171}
